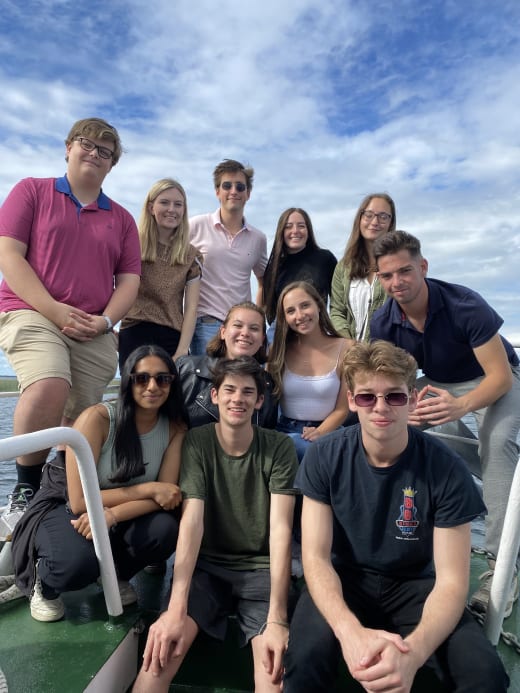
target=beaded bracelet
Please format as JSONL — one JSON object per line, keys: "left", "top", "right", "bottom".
{"left": 259, "top": 620, "right": 290, "bottom": 634}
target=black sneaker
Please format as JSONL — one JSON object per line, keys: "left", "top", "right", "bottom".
{"left": 143, "top": 561, "right": 167, "bottom": 575}
{"left": 0, "top": 484, "right": 35, "bottom": 541}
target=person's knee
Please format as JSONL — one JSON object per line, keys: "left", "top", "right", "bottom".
{"left": 144, "top": 513, "right": 180, "bottom": 555}
{"left": 460, "top": 650, "right": 509, "bottom": 692}
{"left": 283, "top": 619, "right": 339, "bottom": 691}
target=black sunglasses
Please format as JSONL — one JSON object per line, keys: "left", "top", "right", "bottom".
{"left": 130, "top": 372, "right": 175, "bottom": 388}
{"left": 354, "top": 392, "right": 409, "bottom": 407}
{"left": 220, "top": 181, "right": 247, "bottom": 192}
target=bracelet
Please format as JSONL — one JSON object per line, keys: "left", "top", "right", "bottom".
{"left": 259, "top": 620, "right": 290, "bottom": 634}
{"left": 104, "top": 506, "right": 118, "bottom": 530}
{"left": 102, "top": 315, "right": 113, "bottom": 333}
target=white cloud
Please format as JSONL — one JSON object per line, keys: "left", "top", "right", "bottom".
{"left": 0, "top": 0, "right": 519, "bottom": 381}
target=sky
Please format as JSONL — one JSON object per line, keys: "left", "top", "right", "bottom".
{"left": 0, "top": 0, "right": 519, "bottom": 374}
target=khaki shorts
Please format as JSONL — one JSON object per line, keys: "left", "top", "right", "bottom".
{"left": 0, "top": 310, "right": 118, "bottom": 420}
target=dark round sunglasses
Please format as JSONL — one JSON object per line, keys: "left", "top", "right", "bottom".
{"left": 130, "top": 372, "right": 175, "bottom": 388}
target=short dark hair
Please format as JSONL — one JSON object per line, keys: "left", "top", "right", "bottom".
{"left": 213, "top": 159, "right": 254, "bottom": 191}
{"left": 211, "top": 356, "right": 266, "bottom": 398}
{"left": 373, "top": 230, "right": 422, "bottom": 263}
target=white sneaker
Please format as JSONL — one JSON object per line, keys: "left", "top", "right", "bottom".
{"left": 0, "top": 484, "right": 35, "bottom": 541}
{"left": 0, "top": 582, "right": 24, "bottom": 604}
{"left": 30, "top": 575, "right": 65, "bottom": 622}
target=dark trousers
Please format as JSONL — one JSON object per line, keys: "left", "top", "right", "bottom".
{"left": 34, "top": 503, "right": 179, "bottom": 596}
{"left": 283, "top": 571, "right": 509, "bottom": 693}
{"left": 118, "top": 322, "right": 181, "bottom": 372}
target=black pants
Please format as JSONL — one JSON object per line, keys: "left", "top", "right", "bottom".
{"left": 283, "top": 571, "right": 509, "bottom": 693}
{"left": 118, "top": 322, "right": 181, "bottom": 372}
{"left": 34, "top": 503, "right": 179, "bottom": 596}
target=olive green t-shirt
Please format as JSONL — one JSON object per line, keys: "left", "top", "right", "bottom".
{"left": 180, "top": 424, "right": 299, "bottom": 570}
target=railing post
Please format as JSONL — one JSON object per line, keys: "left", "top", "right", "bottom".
{"left": 0, "top": 427, "right": 122, "bottom": 617}
{"left": 484, "top": 455, "right": 520, "bottom": 644}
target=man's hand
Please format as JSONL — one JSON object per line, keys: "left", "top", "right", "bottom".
{"left": 260, "top": 622, "right": 289, "bottom": 685}
{"left": 408, "top": 385, "right": 466, "bottom": 427}
{"left": 352, "top": 634, "right": 419, "bottom": 693}
{"left": 337, "top": 625, "right": 410, "bottom": 688}
{"left": 50, "top": 302, "right": 100, "bottom": 341}
{"left": 142, "top": 610, "right": 188, "bottom": 677}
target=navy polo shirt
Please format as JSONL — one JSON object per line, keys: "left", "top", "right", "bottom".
{"left": 370, "top": 278, "right": 518, "bottom": 383}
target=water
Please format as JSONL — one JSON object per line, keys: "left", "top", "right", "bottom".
{"left": 0, "top": 397, "right": 18, "bottom": 502}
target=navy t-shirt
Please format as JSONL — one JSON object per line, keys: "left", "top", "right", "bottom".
{"left": 370, "top": 278, "right": 518, "bottom": 383}
{"left": 295, "top": 425, "right": 485, "bottom": 578}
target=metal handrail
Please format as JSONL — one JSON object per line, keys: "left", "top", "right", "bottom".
{"left": 484, "top": 455, "right": 520, "bottom": 644}
{"left": 428, "top": 426, "right": 520, "bottom": 644}
{"left": 0, "top": 427, "right": 122, "bottom": 617}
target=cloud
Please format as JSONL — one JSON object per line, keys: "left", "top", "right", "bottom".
{"left": 0, "top": 0, "right": 519, "bottom": 374}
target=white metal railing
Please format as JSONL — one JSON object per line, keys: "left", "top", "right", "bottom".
{"left": 429, "top": 426, "right": 520, "bottom": 644}
{"left": 484, "top": 455, "right": 520, "bottom": 644}
{"left": 0, "top": 427, "right": 122, "bottom": 617}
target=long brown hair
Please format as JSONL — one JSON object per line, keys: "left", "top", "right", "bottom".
{"left": 262, "top": 208, "right": 320, "bottom": 323}
{"left": 268, "top": 281, "right": 340, "bottom": 397}
{"left": 341, "top": 193, "right": 396, "bottom": 279}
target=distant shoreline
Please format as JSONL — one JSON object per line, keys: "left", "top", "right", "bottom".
{"left": 0, "top": 376, "right": 120, "bottom": 395}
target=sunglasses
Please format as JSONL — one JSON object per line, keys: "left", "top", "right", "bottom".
{"left": 220, "top": 181, "right": 247, "bottom": 192}
{"left": 353, "top": 392, "right": 409, "bottom": 407}
{"left": 130, "top": 372, "right": 175, "bottom": 387}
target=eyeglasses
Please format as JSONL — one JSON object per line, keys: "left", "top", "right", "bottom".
{"left": 75, "top": 137, "right": 114, "bottom": 161}
{"left": 353, "top": 392, "right": 409, "bottom": 407}
{"left": 220, "top": 181, "right": 247, "bottom": 192}
{"left": 361, "top": 210, "right": 392, "bottom": 223}
{"left": 130, "top": 372, "right": 175, "bottom": 387}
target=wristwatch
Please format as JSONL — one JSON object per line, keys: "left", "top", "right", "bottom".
{"left": 102, "top": 315, "right": 114, "bottom": 333}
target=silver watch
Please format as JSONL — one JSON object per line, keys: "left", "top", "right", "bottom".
{"left": 102, "top": 315, "right": 113, "bottom": 333}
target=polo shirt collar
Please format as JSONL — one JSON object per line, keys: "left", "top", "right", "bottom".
{"left": 55, "top": 175, "right": 111, "bottom": 209}
{"left": 389, "top": 277, "right": 442, "bottom": 325}
{"left": 211, "top": 208, "right": 248, "bottom": 233}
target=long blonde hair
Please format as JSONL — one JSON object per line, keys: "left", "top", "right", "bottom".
{"left": 268, "top": 281, "right": 340, "bottom": 398}
{"left": 139, "top": 178, "right": 191, "bottom": 266}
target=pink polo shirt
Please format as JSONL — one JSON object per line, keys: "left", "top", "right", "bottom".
{"left": 189, "top": 209, "right": 267, "bottom": 320}
{"left": 0, "top": 176, "right": 141, "bottom": 314}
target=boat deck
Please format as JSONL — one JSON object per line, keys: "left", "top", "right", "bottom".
{"left": 1, "top": 550, "right": 518, "bottom": 692}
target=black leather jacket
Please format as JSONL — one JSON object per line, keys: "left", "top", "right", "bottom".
{"left": 177, "top": 354, "right": 279, "bottom": 429}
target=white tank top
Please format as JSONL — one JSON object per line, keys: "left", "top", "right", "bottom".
{"left": 281, "top": 343, "right": 343, "bottom": 421}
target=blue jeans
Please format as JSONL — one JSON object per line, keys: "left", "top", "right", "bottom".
{"left": 190, "top": 317, "right": 223, "bottom": 356}
{"left": 417, "top": 365, "right": 520, "bottom": 558}
{"left": 283, "top": 574, "right": 509, "bottom": 692}
{"left": 277, "top": 415, "right": 322, "bottom": 462}
{"left": 266, "top": 320, "right": 276, "bottom": 346}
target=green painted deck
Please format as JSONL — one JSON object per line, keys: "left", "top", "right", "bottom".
{"left": 0, "top": 583, "right": 141, "bottom": 692}
{"left": 0, "top": 551, "right": 518, "bottom": 692}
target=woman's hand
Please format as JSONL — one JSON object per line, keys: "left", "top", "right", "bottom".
{"left": 152, "top": 482, "right": 183, "bottom": 510}
{"left": 301, "top": 426, "right": 320, "bottom": 441}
